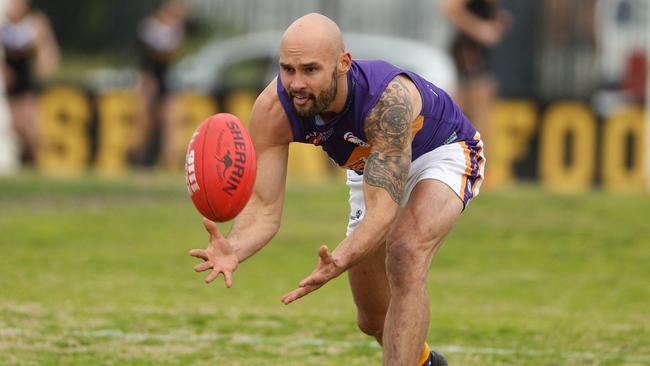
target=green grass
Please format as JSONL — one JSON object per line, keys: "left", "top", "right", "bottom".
{"left": 1, "top": 174, "right": 649, "bottom": 365}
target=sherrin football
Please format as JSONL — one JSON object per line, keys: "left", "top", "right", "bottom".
{"left": 185, "top": 113, "right": 257, "bottom": 222}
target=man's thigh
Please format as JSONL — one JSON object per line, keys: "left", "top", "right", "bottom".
{"left": 388, "top": 179, "right": 464, "bottom": 268}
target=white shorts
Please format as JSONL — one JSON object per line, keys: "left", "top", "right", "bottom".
{"left": 346, "top": 137, "right": 485, "bottom": 236}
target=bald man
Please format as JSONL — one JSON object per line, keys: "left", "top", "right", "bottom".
{"left": 190, "top": 13, "right": 484, "bottom": 366}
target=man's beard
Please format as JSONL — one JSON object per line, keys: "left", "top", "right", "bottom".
{"left": 288, "top": 70, "right": 338, "bottom": 118}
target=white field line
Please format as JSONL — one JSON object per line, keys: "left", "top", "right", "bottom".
{"left": 2, "top": 327, "right": 649, "bottom": 363}
{"left": 438, "top": 345, "right": 650, "bottom": 363}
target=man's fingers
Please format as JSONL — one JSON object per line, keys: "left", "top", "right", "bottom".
{"left": 204, "top": 269, "right": 221, "bottom": 284}
{"left": 194, "top": 261, "right": 212, "bottom": 272}
{"left": 299, "top": 273, "right": 324, "bottom": 287}
{"left": 224, "top": 271, "right": 233, "bottom": 288}
{"left": 202, "top": 218, "right": 222, "bottom": 239}
{"left": 318, "top": 245, "right": 332, "bottom": 264}
{"left": 204, "top": 268, "right": 234, "bottom": 287}
{"left": 189, "top": 249, "right": 208, "bottom": 260}
{"left": 281, "top": 291, "right": 298, "bottom": 305}
{"left": 281, "top": 288, "right": 307, "bottom": 304}
{"left": 282, "top": 285, "right": 317, "bottom": 305}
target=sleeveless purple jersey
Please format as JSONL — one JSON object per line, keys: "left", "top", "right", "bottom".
{"left": 277, "top": 59, "right": 477, "bottom": 173}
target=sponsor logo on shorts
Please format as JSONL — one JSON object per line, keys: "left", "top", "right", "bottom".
{"left": 350, "top": 209, "right": 363, "bottom": 221}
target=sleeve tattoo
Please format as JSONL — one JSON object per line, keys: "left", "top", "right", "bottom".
{"left": 363, "top": 77, "right": 414, "bottom": 204}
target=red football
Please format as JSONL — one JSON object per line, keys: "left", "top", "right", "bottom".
{"left": 185, "top": 113, "right": 257, "bottom": 222}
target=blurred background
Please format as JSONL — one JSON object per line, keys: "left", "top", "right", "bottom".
{"left": 1, "top": 2, "right": 649, "bottom": 365}
{"left": 0, "top": 0, "right": 647, "bottom": 192}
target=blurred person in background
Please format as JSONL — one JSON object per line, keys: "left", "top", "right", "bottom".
{"left": 0, "top": 0, "right": 19, "bottom": 175}
{"left": 1, "top": 0, "right": 58, "bottom": 166}
{"left": 596, "top": 0, "right": 647, "bottom": 107}
{"left": 132, "top": 0, "right": 189, "bottom": 168}
{"left": 442, "top": 0, "right": 510, "bottom": 161}
{"left": 190, "top": 13, "right": 486, "bottom": 366}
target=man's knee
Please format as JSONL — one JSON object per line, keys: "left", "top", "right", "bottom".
{"left": 385, "top": 237, "right": 436, "bottom": 289}
{"left": 356, "top": 312, "right": 385, "bottom": 338}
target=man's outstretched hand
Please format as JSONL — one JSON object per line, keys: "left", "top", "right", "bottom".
{"left": 281, "top": 245, "right": 345, "bottom": 305}
{"left": 189, "top": 218, "right": 239, "bottom": 287}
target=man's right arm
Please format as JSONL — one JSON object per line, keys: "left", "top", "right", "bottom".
{"left": 224, "top": 78, "right": 293, "bottom": 262}
{"left": 189, "top": 78, "right": 292, "bottom": 285}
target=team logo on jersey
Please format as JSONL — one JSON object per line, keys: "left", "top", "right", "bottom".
{"left": 444, "top": 132, "right": 458, "bottom": 145}
{"left": 306, "top": 132, "right": 324, "bottom": 145}
{"left": 305, "top": 129, "right": 334, "bottom": 146}
{"left": 344, "top": 132, "right": 370, "bottom": 147}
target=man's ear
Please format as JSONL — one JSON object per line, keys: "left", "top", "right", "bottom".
{"left": 338, "top": 52, "right": 352, "bottom": 74}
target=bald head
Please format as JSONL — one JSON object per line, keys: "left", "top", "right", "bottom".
{"left": 278, "top": 13, "right": 352, "bottom": 119}
{"left": 281, "top": 13, "right": 345, "bottom": 60}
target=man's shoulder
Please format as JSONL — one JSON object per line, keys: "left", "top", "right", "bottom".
{"left": 253, "top": 78, "right": 282, "bottom": 115}
{"left": 250, "top": 78, "right": 293, "bottom": 144}
{"left": 367, "top": 74, "right": 423, "bottom": 120}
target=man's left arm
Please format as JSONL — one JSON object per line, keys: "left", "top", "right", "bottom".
{"left": 282, "top": 75, "right": 419, "bottom": 304}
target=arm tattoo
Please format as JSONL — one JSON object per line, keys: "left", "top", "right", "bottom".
{"left": 363, "top": 77, "right": 414, "bottom": 204}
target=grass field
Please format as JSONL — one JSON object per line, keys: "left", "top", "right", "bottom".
{"left": 1, "top": 174, "right": 649, "bottom": 366}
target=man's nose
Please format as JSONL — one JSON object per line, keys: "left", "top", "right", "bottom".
{"left": 290, "top": 73, "right": 307, "bottom": 90}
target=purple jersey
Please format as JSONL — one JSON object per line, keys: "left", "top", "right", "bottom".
{"left": 277, "top": 59, "right": 477, "bottom": 172}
